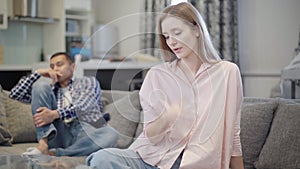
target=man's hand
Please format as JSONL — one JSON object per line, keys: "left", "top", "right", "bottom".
{"left": 33, "top": 107, "right": 60, "bottom": 127}
{"left": 36, "top": 68, "right": 62, "bottom": 84}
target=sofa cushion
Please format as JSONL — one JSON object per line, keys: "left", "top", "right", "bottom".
{"left": 104, "top": 90, "right": 141, "bottom": 148}
{"left": 0, "top": 142, "right": 38, "bottom": 155}
{"left": 241, "top": 98, "right": 278, "bottom": 169}
{"left": 133, "top": 110, "right": 144, "bottom": 140}
{"left": 0, "top": 85, "right": 7, "bottom": 127}
{"left": 1, "top": 90, "right": 37, "bottom": 143}
{"left": 0, "top": 126, "right": 13, "bottom": 146}
{"left": 255, "top": 100, "right": 300, "bottom": 169}
{"left": 0, "top": 86, "right": 13, "bottom": 146}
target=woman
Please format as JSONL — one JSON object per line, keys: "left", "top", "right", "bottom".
{"left": 86, "top": 2, "right": 244, "bottom": 169}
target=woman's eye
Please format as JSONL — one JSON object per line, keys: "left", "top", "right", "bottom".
{"left": 164, "top": 35, "right": 169, "bottom": 39}
{"left": 174, "top": 31, "right": 181, "bottom": 35}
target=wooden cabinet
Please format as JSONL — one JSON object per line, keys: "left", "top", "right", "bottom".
{"left": 16, "top": 0, "right": 94, "bottom": 57}
{"left": 0, "top": 0, "right": 8, "bottom": 30}
{"left": 34, "top": 0, "right": 94, "bottom": 57}
{"left": 42, "top": 0, "right": 65, "bottom": 56}
{"left": 64, "top": 0, "right": 94, "bottom": 59}
{"left": 65, "top": 1, "right": 93, "bottom": 37}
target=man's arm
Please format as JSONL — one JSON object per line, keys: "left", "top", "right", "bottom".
{"left": 33, "top": 107, "right": 60, "bottom": 127}
{"left": 9, "top": 72, "right": 41, "bottom": 103}
{"left": 9, "top": 68, "right": 60, "bottom": 103}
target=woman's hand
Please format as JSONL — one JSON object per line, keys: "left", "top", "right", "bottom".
{"left": 145, "top": 104, "right": 180, "bottom": 144}
{"left": 230, "top": 156, "right": 244, "bottom": 169}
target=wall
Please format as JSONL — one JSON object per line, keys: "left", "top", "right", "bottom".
{"left": 95, "top": 0, "right": 300, "bottom": 97}
{"left": 1, "top": 0, "right": 300, "bottom": 97}
{"left": 0, "top": 22, "right": 43, "bottom": 64}
{"left": 0, "top": 0, "right": 65, "bottom": 65}
{"left": 93, "top": 0, "right": 142, "bottom": 57}
{"left": 238, "top": 0, "right": 300, "bottom": 97}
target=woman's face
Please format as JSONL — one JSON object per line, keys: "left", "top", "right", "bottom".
{"left": 161, "top": 16, "right": 199, "bottom": 60}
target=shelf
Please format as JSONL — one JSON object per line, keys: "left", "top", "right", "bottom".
{"left": 66, "top": 14, "right": 89, "bottom": 20}
{"left": 64, "top": 0, "right": 91, "bottom": 12}
{"left": 10, "top": 16, "right": 59, "bottom": 24}
{"left": 65, "top": 8, "right": 91, "bottom": 13}
{"left": 66, "top": 32, "right": 81, "bottom": 37}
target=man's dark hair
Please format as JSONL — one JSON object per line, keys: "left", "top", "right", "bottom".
{"left": 50, "top": 52, "right": 74, "bottom": 63}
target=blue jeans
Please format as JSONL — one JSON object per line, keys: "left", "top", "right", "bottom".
{"left": 86, "top": 148, "right": 182, "bottom": 169}
{"left": 86, "top": 148, "right": 158, "bottom": 169}
{"left": 31, "top": 79, "right": 118, "bottom": 156}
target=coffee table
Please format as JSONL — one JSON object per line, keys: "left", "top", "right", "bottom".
{"left": 0, "top": 154, "right": 88, "bottom": 169}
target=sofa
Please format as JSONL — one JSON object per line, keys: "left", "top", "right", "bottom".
{"left": 0, "top": 84, "right": 300, "bottom": 169}
{"left": 0, "top": 86, "right": 143, "bottom": 168}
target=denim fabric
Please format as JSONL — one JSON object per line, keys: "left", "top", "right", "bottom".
{"left": 31, "top": 80, "right": 58, "bottom": 141}
{"left": 55, "top": 123, "right": 118, "bottom": 156}
{"left": 31, "top": 79, "right": 118, "bottom": 156}
{"left": 86, "top": 148, "right": 182, "bottom": 169}
{"left": 86, "top": 148, "right": 159, "bottom": 169}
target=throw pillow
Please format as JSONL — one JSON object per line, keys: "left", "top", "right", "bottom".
{"left": 1, "top": 90, "right": 37, "bottom": 143}
{"left": 133, "top": 110, "right": 144, "bottom": 140}
{"left": 101, "top": 96, "right": 110, "bottom": 108}
{"left": 0, "top": 86, "right": 13, "bottom": 146}
{"left": 0, "top": 125, "right": 13, "bottom": 146}
{"left": 0, "top": 85, "right": 7, "bottom": 128}
{"left": 255, "top": 100, "right": 300, "bottom": 169}
{"left": 243, "top": 97, "right": 278, "bottom": 104}
{"left": 240, "top": 99, "right": 278, "bottom": 169}
{"left": 104, "top": 90, "right": 141, "bottom": 148}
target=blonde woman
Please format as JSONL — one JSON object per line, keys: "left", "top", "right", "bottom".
{"left": 87, "top": 2, "right": 244, "bottom": 169}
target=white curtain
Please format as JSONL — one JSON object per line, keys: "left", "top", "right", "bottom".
{"left": 190, "top": 0, "right": 239, "bottom": 65}
{"left": 141, "top": 0, "right": 239, "bottom": 65}
{"left": 141, "top": 0, "right": 171, "bottom": 58}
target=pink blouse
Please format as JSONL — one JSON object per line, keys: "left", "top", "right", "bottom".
{"left": 129, "top": 60, "right": 243, "bottom": 169}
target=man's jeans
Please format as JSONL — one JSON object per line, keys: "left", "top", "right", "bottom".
{"left": 31, "top": 79, "right": 118, "bottom": 156}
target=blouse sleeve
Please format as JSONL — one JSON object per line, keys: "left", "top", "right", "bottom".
{"left": 231, "top": 64, "right": 243, "bottom": 156}
{"left": 139, "top": 69, "right": 166, "bottom": 124}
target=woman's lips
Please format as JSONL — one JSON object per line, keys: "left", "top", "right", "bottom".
{"left": 173, "top": 47, "right": 182, "bottom": 53}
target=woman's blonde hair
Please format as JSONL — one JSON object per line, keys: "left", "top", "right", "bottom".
{"left": 158, "top": 2, "right": 221, "bottom": 63}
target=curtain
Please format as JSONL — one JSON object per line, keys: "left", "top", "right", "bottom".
{"left": 141, "top": 0, "right": 171, "bottom": 58}
{"left": 190, "top": 0, "right": 239, "bottom": 65}
{"left": 141, "top": 0, "right": 239, "bottom": 65}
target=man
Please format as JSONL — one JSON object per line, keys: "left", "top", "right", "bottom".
{"left": 9, "top": 52, "right": 118, "bottom": 156}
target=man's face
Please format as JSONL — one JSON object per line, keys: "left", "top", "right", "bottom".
{"left": 49, "top": 54, "right": 75, "bottom": 84}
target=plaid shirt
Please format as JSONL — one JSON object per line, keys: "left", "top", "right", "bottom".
{"left": 9, "top": 72, "right": 103, "bottom": 124}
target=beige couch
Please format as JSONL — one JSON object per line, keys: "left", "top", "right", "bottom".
{"left": 1, "top": 85, "right": 300, "bottom": 169}
{"left": 0, "top": 86, "right": 143, "bottom": 166}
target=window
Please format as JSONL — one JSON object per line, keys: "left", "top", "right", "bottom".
{"left": 171, "top": 0, "right": 187, "bottom": 5}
